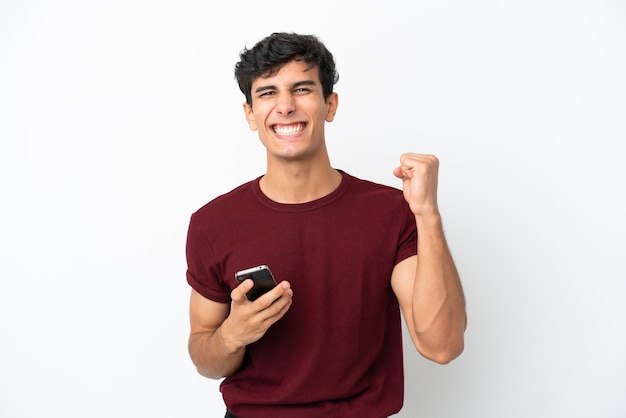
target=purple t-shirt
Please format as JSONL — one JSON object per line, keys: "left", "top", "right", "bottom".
{"left": 186, "top": 171, "right": 417, "bottom": 417}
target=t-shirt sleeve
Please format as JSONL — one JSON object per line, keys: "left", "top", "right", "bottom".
{"left": 185, "top": 213, "right": 232, "bottom": 304}
{"left": 395, "top": 203, "right": 418, "bottom": 266}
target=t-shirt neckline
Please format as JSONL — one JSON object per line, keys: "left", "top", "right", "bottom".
{"left": 252, "top": 169, "right": 351, "bottom": 212}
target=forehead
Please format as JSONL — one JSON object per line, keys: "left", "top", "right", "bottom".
{"left": 253, "top": 60, "right": 320, "bottom": 88}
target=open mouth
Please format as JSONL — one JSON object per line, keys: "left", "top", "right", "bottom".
{"left": 272, "top": 122, "right": 306, "bottom": 136}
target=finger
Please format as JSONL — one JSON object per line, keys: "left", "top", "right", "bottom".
{"left": 260, "top": 292, "right": 293, "bottom": 324}
{"left": 231, "top": 279, "right": 254, "bottom": 304}
{"left": 279, "top": 280, "right": 293, "bottom": 298}
{"left": 255, "top": 282, "right": 293, "bottom": 317}
{"left": 255, "top": 280, "right": 292, "bottom": 306}
{"left": 393, "top": 165, "right": 416, "bottom": 179}
{"left": 400, "top": 153, "right": 438, "bottom": 165}
{"left": 399, "top": 156, "right": 439, "bottom": 179}
{"left": 398, "top": 154, "right": 422, "bottom": 173}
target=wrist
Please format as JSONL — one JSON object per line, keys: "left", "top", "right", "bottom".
{"left": 216, "top": 322, "right": 243, "bottom": 354}
{"left": 414, "top": 209, "right": 441, "bottom": 224}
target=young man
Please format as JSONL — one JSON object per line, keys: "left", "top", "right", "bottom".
{"left": 186, "top": 32, "right": 467, "bottom": 418}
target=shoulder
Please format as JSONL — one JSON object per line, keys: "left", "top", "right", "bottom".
{"left": 188, "top": 178, "right": 261, "bottom": 232}
{"left": 344, "top": 172, "right": 405, "bottom": 201}
{"left": 192, "top": 178, "right": 258, "bottom": 216}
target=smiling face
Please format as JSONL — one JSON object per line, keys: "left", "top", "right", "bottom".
{"left": 243, "top": 59, "right": 338, "bottom": 164}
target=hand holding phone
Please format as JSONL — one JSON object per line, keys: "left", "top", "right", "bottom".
{"left": 235, "top": 265, "right": 278, "bottom": 301}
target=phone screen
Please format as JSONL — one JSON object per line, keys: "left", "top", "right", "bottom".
{"left": 235, "top": 265, "right": 277, "bottom": 301}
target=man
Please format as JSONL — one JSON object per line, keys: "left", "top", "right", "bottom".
{"left": 186, "top": 32, "right": 467, "bottom": 418}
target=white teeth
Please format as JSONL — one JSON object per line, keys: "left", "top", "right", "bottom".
{"left": 273, "top": 124, "right": 304, "bottom": 136}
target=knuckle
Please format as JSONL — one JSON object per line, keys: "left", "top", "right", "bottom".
{"left": 256, "top": 296, "right": 274, "bottom": 309}
{"left": 268, "top": 301, "right": 284, "bottom": 316}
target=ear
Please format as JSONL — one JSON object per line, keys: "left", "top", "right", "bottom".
{"left": 243, "top": 102, "right": 258, "bottom": 131}
{"left": 325, "top": 92, "right": 339, "bottom": 122}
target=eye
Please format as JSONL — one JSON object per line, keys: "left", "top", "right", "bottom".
{"left": 259, "top": 90, "right": 276, "bottom": 97}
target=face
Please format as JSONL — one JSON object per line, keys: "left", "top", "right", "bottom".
{"left": 243, "top": 60, "right": 338, "bottom": 163}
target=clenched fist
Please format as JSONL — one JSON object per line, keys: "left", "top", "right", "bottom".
{"left": 393, "top": 153, "right": 440, "bottom": 217}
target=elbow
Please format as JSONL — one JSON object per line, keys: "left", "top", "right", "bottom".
{"left": 425, "top": 341, "right": 464, "bottom": 365}
{"left": 189, "top": 351, "right": 237, "bottom": 380}
{"left": 415, "top": 326, "right": 466, "bottom": 365}
{"left": 420, "top": 312, "right": 468, "bottom": 364}
{"left": 190, "top": 351, "right": 238, "bottom": 379}
{"left": 188, "top": 341, "right": 234, "bottom": 380}
{"left": 194, "top": 364, "right": 229, "bottom": 380}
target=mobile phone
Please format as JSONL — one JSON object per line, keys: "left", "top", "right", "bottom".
{"left": 234, "top": 265, "right": 277, "bottom": 301}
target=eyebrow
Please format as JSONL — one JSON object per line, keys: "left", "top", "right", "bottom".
{"left": 254, "top": 80, "right": 317, "bottom": 94}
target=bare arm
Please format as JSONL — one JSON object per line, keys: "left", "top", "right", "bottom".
{"left": 391, "top": 153, "right": 466, "bottom": 364}
{"left": 188, "top": 280, "right": 293, "bottom": 379}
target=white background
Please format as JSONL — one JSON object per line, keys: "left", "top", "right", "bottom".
{"left": 1, "top": 1, "right": 625, "bottom": 417}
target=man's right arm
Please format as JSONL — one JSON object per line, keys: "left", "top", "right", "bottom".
{"left": 188, "top": 289, "right": 245, "bottom": 379}
{"left": 188, "top": 280, "right": 293, "bottom": 379}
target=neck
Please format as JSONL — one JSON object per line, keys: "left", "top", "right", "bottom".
{"left": 260, "top": 160, "right": 342, "bottom": 204}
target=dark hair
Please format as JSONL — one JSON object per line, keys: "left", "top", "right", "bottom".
{"left": 234, "top": 32, "right": 339, "bottom": 106}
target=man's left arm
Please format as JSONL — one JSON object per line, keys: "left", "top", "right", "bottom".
{"left": 391, "top": 153, "right": 467, "bottom": 364}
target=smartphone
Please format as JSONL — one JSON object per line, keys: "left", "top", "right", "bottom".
{"left": 235, "top": 265, "right": 277, "bottom": 301}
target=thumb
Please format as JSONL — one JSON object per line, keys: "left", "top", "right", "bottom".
{"left": 231, "top": 279, "right": 253, "bottom": 304}
{"left": 393, "top": 166, "right": 413, "bottom": 180}
{"left": 392, "top": 166, "right": 404, "bottom": 179}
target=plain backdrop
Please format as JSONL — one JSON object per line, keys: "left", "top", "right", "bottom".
{"left": 1, "top": 1, "right": 625, "bottom": 417}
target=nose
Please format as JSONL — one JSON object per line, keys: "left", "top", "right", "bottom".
{"left": 276, "top": 93, "right": 295, "bottom": 116}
